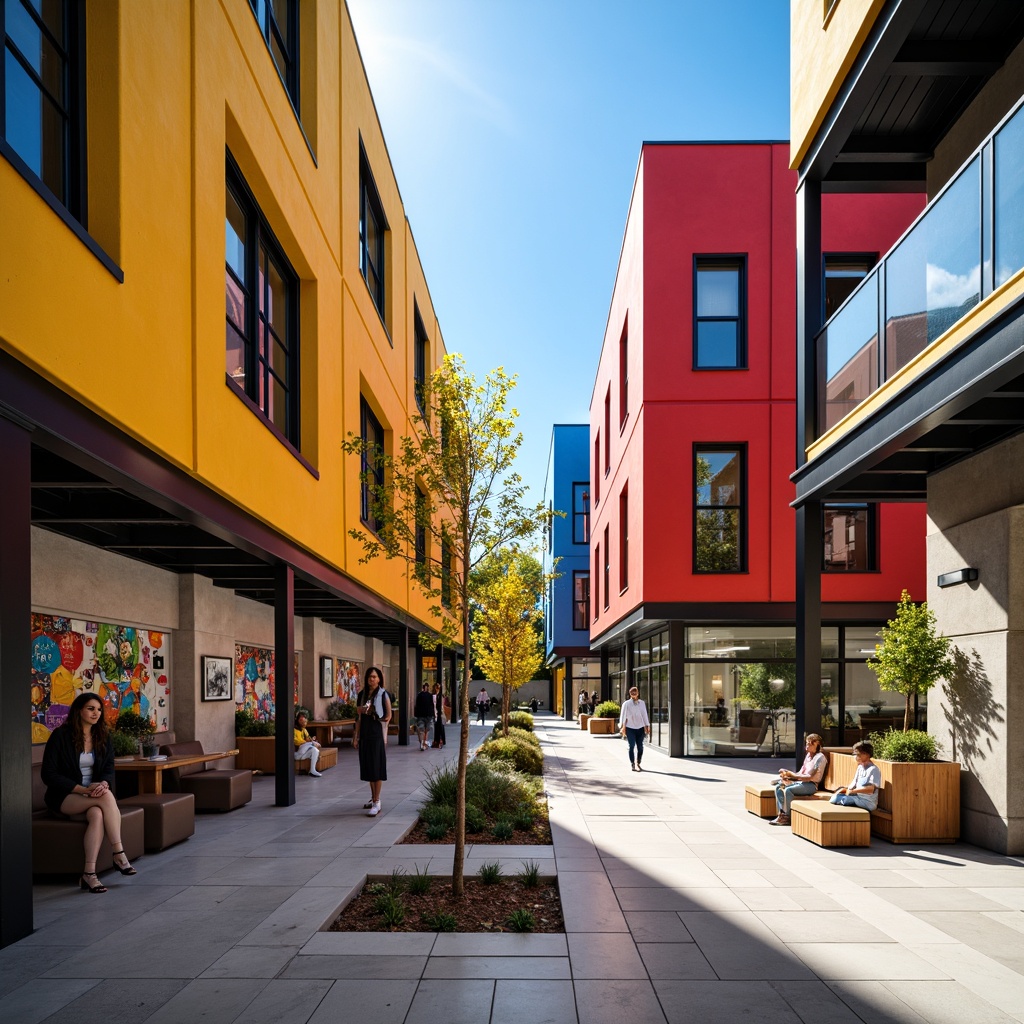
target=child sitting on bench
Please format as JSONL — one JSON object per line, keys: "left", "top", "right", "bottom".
{"left": 830, "top": 740, "right": 880, "bottom": 810}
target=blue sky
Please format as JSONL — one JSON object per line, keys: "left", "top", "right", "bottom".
{"left": 347, "top": 0, "right": 790, "bottom": 505}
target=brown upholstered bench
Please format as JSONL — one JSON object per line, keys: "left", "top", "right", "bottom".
{"left": 159, "top": 741, "right": 252, "bottom": 812}
{"left": 30, "top": 762, "right": 145, "bottom": 875}
{"left": 790, "top": 800, "right": 870, "bottom": 847}
{"left": 119, "top": 792, "right": 195, "bottom": 851}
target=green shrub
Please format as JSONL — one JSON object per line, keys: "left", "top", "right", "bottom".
{"left": 465, "top": 804, "right": 487, "bottom": 833}
{"left": 508, "top": 711, "right": 534, "bottom": 731}
{"left": 477, "top": 736, "right": 543, "bottom": 776}
{"left": 489, "top": 723, "right": 540, "bottom": 745}
{"left": 235, "top": 710, "right": 274, "bottom": 737}
{"left": 111, "top": 731, "right": 140, "bottom": 757}
{"left": 869, "top": 729, "right": 938, "bottom": 762}
{"left": 115, "top": 709, "right": 154, "bottom": 738}
{"left": 407, "top": 866, "right": 432, "bottom": 895}
{"left": 512, "top": 805, "right": 535, "bottom": 831}
{"left": 518, "top": 861, "right": 541, "bottom": 888}
{"left": 326, "top": 699, "right": 357, "bottom": 721}
{"left": 425, "top": 822, "right": 449, "bottom": 841}
{"left": 478, "top": 861, "right": 503, "bottom": 884}
{"left": 420, "top": 804, "right": 456, "bottom": 830}
{"left": 506, "top": 909, "right": 535, "bottom": 932}
{"left": 595, "top": 700, "right": 621, "bottom": 719}
{"left": 374, "top": 892, "right": 405, "bottom": 928}
{"left": 386, "top": 867, "right": 406, "bottom": 895}
{"left": 423, "top": 762, "right": 460, "bottom": 807}
{"left": 464, "top": 758, "right": 541, "bottom": 817}
{"left": 422, "top": 910, "right": 457, "bottom": 932}
{"left": 492, "top": 819, "right": 514, "bottom": 840}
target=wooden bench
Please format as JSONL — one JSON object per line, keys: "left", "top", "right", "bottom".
{"left": 744, "top": 784, "right": 830, "bottom": 818}
{"left": 790, "top": 801, "right": 871, "bottom": 847}
{"left": 297, "top": 746, "right": 337, "bottom": 774}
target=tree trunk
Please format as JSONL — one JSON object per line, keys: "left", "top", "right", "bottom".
{"left": 502, "top": 680, "right": 511, "bottom": 737}
{"left": 904, "top": 692, "right": 912, "bottom": 732}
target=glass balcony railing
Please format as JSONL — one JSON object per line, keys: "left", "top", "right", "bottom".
{"left": 817, "top": 98, "right": 1024, "bottom": 435}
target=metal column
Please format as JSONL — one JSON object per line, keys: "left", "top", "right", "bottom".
{"left": 397, "top": 627, "right": 409, "bottom": 745}
{"left": 274, "top": 564, "right": 295, "bottom": 807}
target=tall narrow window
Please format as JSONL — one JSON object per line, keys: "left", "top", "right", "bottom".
{"left": 603, "top": 525, "right": 610, "bottom": 609}
{"left": 360, "top": 398, "right": 385, "bottom": 532}
{"left": 694, "top": 446, "right": 745, "bottom": 572}
{"left": 619, "top": 486, "right": 628, "bottom": 591}
{"left": 572, "top": 572, "right": 590, "bottom": 631}
{"left": 414, "top": 486, "right": 428, "bottom": 582}
{"left": 572, "top": 482, "right": 590, "bottom": 544}
{"left": 359, "top": 147, "right": 387, "bottom": 322}
{"left": 593, "top": 435, "right": 601, "bottom": 504}
{"left": 604, "top": 387, "right": 611, "bottom": 473}
{"left": 823, "top": 504, "right": 877, "bottom": 571}
{"left": 694, "top": 257, "right": 746, "bottom": 369}
{"left": 226, "top": 155, "right": 299, "bottom": 445}
{"left": 1, "top": 0, "right": 85, "bottom": 219}
{"left": 619, "top": 324, "right": 628, "bottom": 426}
{"left": 248, "top": 0, "right": 298, "bottom": 108}
{"left": 440, "top": 531, "right": 452, "bottom": 609}
{"left": 593, "top": 543, "right": 600, "bottom": 621}
{"left": 823, "top": 253, "right": 875, "bottom": 321}
{"left": 413, "top": 304, "right": 428, "bottom": 413}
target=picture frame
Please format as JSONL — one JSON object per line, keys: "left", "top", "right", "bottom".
{"left": 320, "top": 656, "right": 335, "bottom": 700}
{"left": 201, "top": 656, "right": 232, "bottom": 702}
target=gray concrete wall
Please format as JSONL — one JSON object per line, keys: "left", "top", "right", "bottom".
{"left": 927, "top": 435, "right": 1024, "bottom": 853}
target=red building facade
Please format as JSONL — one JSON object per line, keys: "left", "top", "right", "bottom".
{"left": 589, "top": 142, "right": 926, "bottom": 758}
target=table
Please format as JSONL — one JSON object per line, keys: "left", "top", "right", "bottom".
{"left": 307, "top": 720, "right": 355, "bottom": 746}
{"left": 114, "top": 749, "right": 239, "bottom": 794}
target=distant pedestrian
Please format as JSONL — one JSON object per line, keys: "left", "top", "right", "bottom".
{"left": 578, "top": 691, "right": 587, "bottom": 717}
{"left": 431, "top": 682, "right": 446, "bottom": 748}
{"left": 413, "top": 683, "right": 434, "bottom": 751}
{"left": 353, "top": 666, "right": 390, "bottom": 816}
{"left": 619, "top": 686, "right": 651, "bottom": 772}
{"left": 588, "top": 691, "right": 598, "bottom": 715}
{"left": 476, "top": 688, "right": 490, "bottom": 723}
{"left": 530, "top": 697, "right": 539, "bottom": 713}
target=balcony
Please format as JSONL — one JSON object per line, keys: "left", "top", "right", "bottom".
{"left": 817, "top": 98, "right": 1024, "bottom": 437}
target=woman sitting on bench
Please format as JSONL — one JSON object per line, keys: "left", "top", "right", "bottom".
{"left": 769, "top": 733, "right": 826, "bottom": 826}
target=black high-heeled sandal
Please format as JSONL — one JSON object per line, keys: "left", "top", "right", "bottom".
{"left": 80, "top": 872, "right": 107, "bottom": 893}
{"left": 111, "top": 848, "right": 137, "bottom": 876}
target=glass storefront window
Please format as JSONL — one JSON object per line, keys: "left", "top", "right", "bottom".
{"left": 844, "top": 626, "right": 881, "bottom": 661}
{"left": 632, "top": 630, "right": 669, "bottom": 749}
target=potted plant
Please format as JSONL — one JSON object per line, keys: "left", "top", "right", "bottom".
{"left": 588, "top": 700, "right": 620, "bottom": 735}
{"left": 326, "top": 699, "right": 356, "bottom": 721}
{"left": 114, "top": 709, "right": 157, "bottom": 757}
{"left": 234, "top": 713, "right": 276, "bottom": 772}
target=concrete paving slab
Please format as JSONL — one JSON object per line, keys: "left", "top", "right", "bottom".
{"left": 490, "top": 980, "right": 578, "bottom": 1024}
{"left": 624, "top": 911, "right": 694, "bottom": 942}
{"left": 200, "top": 943, "right": 302, "bottom": 978}
{"left": 754, "top": 910, "right": 892, "bottom": 943}
{"left": 788, "top": 942, "right": 949, "bottom": 980}
{"left": 306, "top": 980, "right": 417, "bottom": 1024}
{"left": 574, "top": 980, "right": 667, "bottom": 1024}
{"left": 227, "top": 979, "right": 332, "bottom": 1024}
{"left": 421, "top": 955, "right": 570, "bottom": 978}
{"left": 637, "top": 942, "right": 716, "bottom": 979}
{"left": 406, "top": 979, "right": 495, "bottom": 1023}
{"left": 680, "top": 912, "right": 816, "bottom": 980}
{"left": 279, "top": 954, "right": 428, "bottom": 979}
{"left": 431, "top": 933, "right": 567, "bottom": 956}
{"left": 654, "top": 979, "right": 803, "bottom": 1024}
{"left": 882, "top": 979, "right": 1020, "bottom": 1024}
{"left": 769, "top": 979, "right": 865, "bottom": 1024}
{"left": 567, "top": 930, "right": 647, "bottom": 979}
{"left": 143, "top": 979, "right": 268, "bottom": 1024}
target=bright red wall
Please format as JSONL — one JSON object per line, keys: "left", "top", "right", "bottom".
{"left": 590, "top": 142, "right": 928, "bottom": 635}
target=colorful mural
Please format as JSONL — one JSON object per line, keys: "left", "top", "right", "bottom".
{"left": 331, "top": 659, "right": 361, "bottom": 702}
{"left": 30, "top": 614, "right": 170, "bottom": 744}
{"left": 234, "top": 644, "right": 300, "bottom": 721}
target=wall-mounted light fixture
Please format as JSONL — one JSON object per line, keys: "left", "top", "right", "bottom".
{"left": 937, "top": 567, "right": 978, "bottom": 589}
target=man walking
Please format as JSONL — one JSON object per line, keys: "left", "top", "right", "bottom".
{"left": 619, "top": 686, "right": 651, "bottom": 772}
{"left": 413, "top": 683, "right": 434, "bottom": 751}
{"left": 476, "top": 687, "right": 490, "bottom": 724}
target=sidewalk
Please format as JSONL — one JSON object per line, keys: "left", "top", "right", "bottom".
{"left": 3, "top": 715, "right": 1023, "bottom": 1024}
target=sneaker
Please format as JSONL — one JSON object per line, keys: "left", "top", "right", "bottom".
{"left": 630, "top": 764, "right": 637, "bottom": 772}
{"left": 368, "top": 802, "right": 380, "bottom": 816}
{"left": 769, "top": 815, "right": 790, "bottom": 826}
{"left": 363, "top": 800, "right": 374, "bottom": 809}
{"left": 636, "top": 764, "right": 643, "bottom": 772}
{"left": 309, "top": 770, "right": 322, "bottom": 778}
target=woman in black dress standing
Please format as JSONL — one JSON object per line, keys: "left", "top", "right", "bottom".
{"left": 430, "top": 681, "right": 446, "bottom": 748}
{"left": 352, "top": 666, "right": 390, "bottom": 816}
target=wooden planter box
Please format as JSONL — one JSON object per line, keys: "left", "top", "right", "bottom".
{"left": 587, "top": 716, "right": 616, "bottom": 735}
{"left": 579, "top": 714, "right": 590, "bottom": 730}
{"left": 826, "top": 750, "right": 960, "bottom": 843}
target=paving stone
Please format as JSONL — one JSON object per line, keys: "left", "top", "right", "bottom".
{"left": 637, "top": 942, "right": 716, "bottom": 980}
{"left": 567, "top": 931, "right": 646, "bottom": 979}
{"left": 406, "top": 979, "right": 495, "bottom": 1023}
{"left": 624, "top": 912, "right": 694, "bottom": 942}
{"left": 490, "top": 980, "right": 578, "bottom": 1024}
{"left": 144, "top": 979, "right": 268, "bottom": 1024}
{"left": 422, "top": 955, "right": 570, "bottom": 979}
{"left": 655, "top": 979, "right": 802, "bottom": 1024}
{"left": 574, "top": 980, "right": 667, "bottom": 1024}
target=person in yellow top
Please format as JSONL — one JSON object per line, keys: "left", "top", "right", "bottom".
{"left": 293, "top": 711, "right": 323, "bottom": 777}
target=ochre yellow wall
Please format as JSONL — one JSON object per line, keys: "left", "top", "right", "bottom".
{"left": 0, "top": 0, "right": 445, "bottom": 626}
{"left": 790, "top": 0, "right": 887, "bottom": 171}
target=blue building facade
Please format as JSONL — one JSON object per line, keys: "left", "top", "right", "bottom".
{"left": 542, "top": 425, "right": 600, "bottom": 719}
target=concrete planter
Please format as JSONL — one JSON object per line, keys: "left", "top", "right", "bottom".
{"left": 588, "top": 716, "right": 616, "bottom": 735}
{"left": 826, "top": 749, "right": 960, "bottom": 843}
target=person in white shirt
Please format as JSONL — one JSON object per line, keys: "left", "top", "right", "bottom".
{"left": 830, "top": 740, "right": 881, "bottom": 811}
{"left": 619, "top": 686, "right": 651, "bottom": 772}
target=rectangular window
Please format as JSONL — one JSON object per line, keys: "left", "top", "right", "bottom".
{"left": 226, "top": 155, "right": 300, "bottom": 446}
{"left": 619, "top": 324, "right": 628, "bottom": 426}
{"left": 414, "top": 486, "right": 428, "bottom": 582}
{"left": 603, "top": 525, "right": 610, "bottom": 609}
{"left": 604, "top": 388, "right": 611, "bottom": 473}
{"left": 359, "top": 398, "right": 385, "bottom": 532}
{"left": 824, "top": 253, "right": 876, "bottom": 321}
{"left": 413, "top": 304, "right": 428, "bottom": 414}
{"left": 593, "top": 435, "right": 600, "bottom": 505}
{"left": 359, "top": 147, "right": 387, "bottom": 322}
{"left": 593, "top": 543, "right": 600, "bottom": 621}
{"left": 1, "top": 0, "right": 85, "bottom": 218}
{"left": 694, "top": 446, "right": 745, "bottom": 572}
{"left": 572, "top": 571, "right": 589, "bottom": 631}
{"left": 694, "top": 256, "right": 746, "bottom": 369}
{"left": 248, "top": 0, "right": 298, "bottom": 108}
{"left": 619, "top": 487, "right": 628, "bottom": 591}
{"left": 440, "top": 531, "right": 452, "bottom": 609}
{"left": 823, "top": 504, "right": 877, "bottom": 571}
{"left": 572, "top": 482, "right": 590, "bottom": 544}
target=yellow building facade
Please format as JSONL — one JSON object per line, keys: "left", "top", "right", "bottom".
{"left": 0, "top": 0, "right": 457, "bottom": 942}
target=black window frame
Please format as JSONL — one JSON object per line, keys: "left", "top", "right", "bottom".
{"left": 693, "top": 255, "right": 747, "bottom": 370}
{"left": 413, "top": 303, "right": 428, "bottom": 414}
{"left": 822, "top": 503, "right": 878, "bottom": 572}
{"left": 440, "top": 531, "right": 452, "bottom": 609}
{"left": 593, "top": 435, "right": 600, "bottom": 505}
{"left": 603, "top": 525, "right": 610, "bottom": 610}
{"left": 414, "top": 486, "right": 428, "bottom": 582}
{"left": 593, "top": 542, "right": 600, "bottom": 622}
{"left": 619, "top": 321, "right": 628, "bottom": 427}
{"left": 619, "top": 486, "right": 628, "bottom": 592}
{"left": 359, "top": 397, "right": 385, "bottom": 533}
{"left": 248, "top": 0, "right": 299, "bottom": 110}
{"left": 572, "top": 482, "right": 590, "bottom": 545}
{"left": 823, "top": 251, "right": 877, "bottom": 323}
{"left": 1, "top": 0, "right": 86, "bottom": 221}
{"left": 603, "top": 386, "right": 611, "bottom": 474}
{"left": 693, "top": 444, "right": 747, "bottom": 574}
{"left": 225, "top": 152, "right": 301, "bottom": 449}
{"left": 572, "top": 571, "right": 590, "bottom": 631}
{"left": 359, "top": 145, "right": 387, "bottom": 325}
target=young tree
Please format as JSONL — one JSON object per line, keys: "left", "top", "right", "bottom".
{"left": 868, "top": 590, "right": 953, "bottom": 731}
{"left": 342, "top": 355, "right": 551, "bottom": 897}
{"left": 471, "top": 549, "right": 546, "bottom": 736}
{"left": 737, "top": 661, "right": 796, "bottom": 757}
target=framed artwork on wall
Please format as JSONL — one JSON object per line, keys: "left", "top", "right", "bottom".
{"left": 320, "top": 656, "right": 335, "bottom": 699}
{"left": 201, "top": 656, "right": 232, "bottom": 701}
